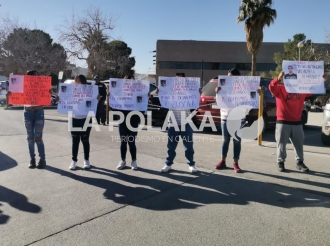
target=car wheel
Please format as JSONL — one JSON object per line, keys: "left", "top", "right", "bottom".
{"left": 321, "top": 132, "right": 330, "bottom": 145}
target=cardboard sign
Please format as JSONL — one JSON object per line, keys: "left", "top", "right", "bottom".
{"left": 158, "top": 76, "right": 200, "bottom": 110}
{"left": 8, "top": 75, "right": 51, "bottom": 105}
{"left": 57, "top": 83, "right": 99, "bottom": 115}
{"left": 109, "top": 78, "right": 149, "bottom": 111}
{"left": 282, "top": 60, "right": 325, "bottom": 94}
{"left": 216, "top": 76, "right": 260, "bottom": 108}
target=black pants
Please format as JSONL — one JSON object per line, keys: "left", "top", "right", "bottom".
{"left": 118, "top": 121, "right": 138, "bottom": 161}
{"left": 96, "top": 101, "right": 106, "bottom": 124}
{"left": 71, "top": 118, "right": 91, "bottom": 161}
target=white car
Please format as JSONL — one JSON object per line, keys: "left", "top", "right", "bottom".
{"left": 321, "top": 97, "right": 330, "bottom": 145}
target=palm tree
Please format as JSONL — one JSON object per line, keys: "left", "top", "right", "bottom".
{"left": 237, "top": 0, "right": 277, "bottom": 75}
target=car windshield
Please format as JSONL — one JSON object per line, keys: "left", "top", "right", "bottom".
{"left": 202, "top": 82, "right": 217, "bottom": 96}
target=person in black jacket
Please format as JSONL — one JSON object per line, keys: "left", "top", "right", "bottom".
{"left": 94, "top": 75, "right": 107, "bottom": 125}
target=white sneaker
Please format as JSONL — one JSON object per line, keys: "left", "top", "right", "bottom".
{"left": 131, "top": 160, "right": 138, "bottom": 170}
{"left": 69, "top": 161, "right": 77, "bottom": 170}
{"left": 189, "top": 165, "right": 198, "bottom": 173}
{"left": 161, "top": 165, "right": 171, "bottom": 172}
{"left": 117, "top": 160, "right": 126, "bottom": 170}
{"left": 84, "top": 160, "right": 91, "bottom": 169}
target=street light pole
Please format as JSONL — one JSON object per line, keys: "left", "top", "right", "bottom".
{"left": 297, "top": 41, "right": 304, "bottom": 61}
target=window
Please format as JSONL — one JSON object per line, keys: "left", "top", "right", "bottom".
{"left": 201, "top": 81, "right": 217, "bottom": 96}
{"left": 256, "top": 63, "right": 277, "bottom": 71}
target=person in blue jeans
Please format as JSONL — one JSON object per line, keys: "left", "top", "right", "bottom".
{"left": 157, "top": 72, "right": 199, "bottom": 173}
{"left": 215, "top": 68, "right": 244, "bottom": 173}
{"left": 8, "top": 70, "right": 52, "bottom": 169}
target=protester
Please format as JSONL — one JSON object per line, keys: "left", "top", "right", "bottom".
{"left": 66, "top": 75, "right": 100, "bottom": 170}
{"left": 108, "top": 75, "right": 150, "bottom": 171}
{"left": 215, "top": 68, "right": 244, "bottom": 173}
{"left": 269, "top": 71, "right": 326, "bottom": 172}
{"left": 94, "top": 75, "right": 107, "bottom": 125}
{"left": 7, "top": 70, "right": 52, "bottom": 169}
{"left": 157, "top": 72, "right": 200, "bottom": 173}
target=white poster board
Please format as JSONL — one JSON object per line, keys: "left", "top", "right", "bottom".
{"left": 57, "top": 83, "right": 99, "bottom": 115}
{"left": 109, "top": 78, "right": 149, "bottom": 111}
{"left": 158, "top": 76, "right": 200, "bottom": 110}
{"left": 216, "top": 76, "right": 260, "bottom": 108}
{"left": 8, "top": 75, "right": 24, "bottom": 93}
{"left": 282, "top": 60, "right": 325, "bottom": 94}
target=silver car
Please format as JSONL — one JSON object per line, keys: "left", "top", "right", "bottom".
{"left": 0, "top": 81, "right": 8, "bottom": 106}
{"left": 321, "top": 97, "right": 330, "bottom": 145}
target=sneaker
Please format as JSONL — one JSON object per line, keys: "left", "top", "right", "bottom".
{"left": 37, "top": 159, "right": 46, "bottom": 169}
{"left": 29, "top": 159, "right": 36, "bottom": 169}
{"left": 296, "top": 161, "right": 309, "bottom": 172}
{"left": 117, "top": 160, "right": 126, "bottom": 170}
{"left": 131, "top": 160, "right": 138, "bottom": 170}
{"left": 161, "top": 165, "right": 171, "bottom": 173}
{"left": 278, "top": 162, "right": 285, "bottom": 172}
{"left": 215, "top": 160, "right": 226, "bottom": 170}
{"left": 233, "top": 162, "right": 241, "bottom": 173}
{"left": 69, "top": 161, "right": 77, "bottom": 170}
{"left": 84, "top": 160, "right": 91, "bottom": 169}
{"left": 189, "top": 165, "right": 198, "bottom": 173}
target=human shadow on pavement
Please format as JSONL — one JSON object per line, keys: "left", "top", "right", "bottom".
{"left": 0, "top": 151, "right": 18, "bottom": 172}
{"left": 245, "top": 170, "right": 330, "bottom": 191}
{"left": 46, "top": 165, "right": 330, "bottom": 212}
{"left": 0, "top": 185, "right": 42, "bottom": 224}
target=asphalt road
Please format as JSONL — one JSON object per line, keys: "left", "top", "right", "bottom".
{"left": 0, "top": 108, "right": 329, "bottom": 246}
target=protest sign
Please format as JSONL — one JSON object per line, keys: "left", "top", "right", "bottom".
{"left": 216, "top": 76, "right": 260, "bottom": 108}
{"left": 282, "top": 60, "right": 325, "bottom": 94}
{"left": 8, "top": 75, "right": 24, "bottom": 93}
{"left": 158, "top": 76, "right": 200, "bottom": 110}
{"left": 109, "top": 78, "right": 149, "bottom": 111}
{"left": 57, "top": 83, "right": 99, "bottom": 115}
{"left": 8, "top": 75, "right": 51, "bottom": 105}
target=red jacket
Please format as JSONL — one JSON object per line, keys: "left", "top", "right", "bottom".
{"left": 269, "top": 78, "right": 312, "bottom": 123}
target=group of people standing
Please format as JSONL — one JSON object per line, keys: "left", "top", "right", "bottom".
{"left": 9, "top": 69, "right": 326, "bottom": 174}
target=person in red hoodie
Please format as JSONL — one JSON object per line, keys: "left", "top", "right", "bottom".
{"left": 269, "top": 71, "right": 326, "bottom": 172}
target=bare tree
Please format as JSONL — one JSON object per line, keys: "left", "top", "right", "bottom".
{"left": 58, "top": 6, "right": 116, "bottom": 75}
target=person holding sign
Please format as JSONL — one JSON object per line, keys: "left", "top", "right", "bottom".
{"left": 157, "top": 73, "right": 199, "bottom": 173}
{"left": 111, "top": 75, "right": 146, "bottom": 171}
{"left": 214, "top": 68, "right": 244, "bottom": 173}
{"left": 67, "top": 75, "right": 101, "bottom": 170}
{"left": 269, "top": 71, "right": 327, "bottom": 172}
{"left": 7, "top": 70, "right": 52, "bottom": 169}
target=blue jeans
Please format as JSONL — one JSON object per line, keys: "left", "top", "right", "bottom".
{"left": 23, "top": 107, "right": 45, "bottom": 160}
{"left": 221, "top": 120, "right": 244, "bottom": 160}
{"left": 166, "top": 124, "right": 195, "bottom": 166}
{"left": 118, "top": 121, "right": 138, "bottom": 161}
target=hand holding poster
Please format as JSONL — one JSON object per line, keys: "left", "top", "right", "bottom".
{"left": 8, "top": 75, "right": 51, "bottom": 105}
{"left": 57, "top": 84, "right": 99, "bottom": 115}
{"left": 109, "top": 78, "right": 149, "bottom": 111}
{"left": 158, "top": 76, "right": 200, "bottom": 110}
{"left": 216, "top": 76, "right": 260, "bottom": 108}
{"left": 282, "top": 60, "right": 325, "bottom": 94}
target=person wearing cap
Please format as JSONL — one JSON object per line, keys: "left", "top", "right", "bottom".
{"left": 94, "top": 75, "right": 107, "bottom": 125}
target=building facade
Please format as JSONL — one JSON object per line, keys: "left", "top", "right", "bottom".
{"left": 155, "top": 40, "right": 284, "bottom": 86}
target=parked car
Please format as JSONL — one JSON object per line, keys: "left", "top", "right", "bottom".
{"left": 321, "top": 97, "right": 330, "bottom": 145}
{"left": 0, "top": 81, "right": 8, "bottom": 106}
{"left": 193, "top": 77, "right": 309, "bottom": 131}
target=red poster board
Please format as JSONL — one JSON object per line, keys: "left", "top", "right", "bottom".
{"left": 9, "top": 76, "right": 51, "bottom": 106}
